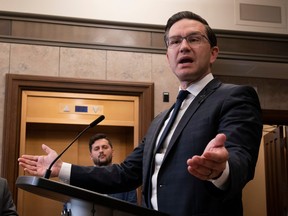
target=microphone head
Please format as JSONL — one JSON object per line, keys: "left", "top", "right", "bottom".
{"left": 90, "top": 115, "right": 105, "bottom": 127}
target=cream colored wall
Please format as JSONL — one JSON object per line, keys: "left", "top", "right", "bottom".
{"left": 0, "top": 0, "right": 288, "bottom": 34}
{"left": 0, "top": 43, "right": 9, "bottom": 164}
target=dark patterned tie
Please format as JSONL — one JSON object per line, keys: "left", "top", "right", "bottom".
{"left": 156, "top": 90, "right": 190, "bottom": 152}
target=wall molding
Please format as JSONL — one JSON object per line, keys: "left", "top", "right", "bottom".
{"left": 0, "top": 11, "right": 288, "bottom": 63}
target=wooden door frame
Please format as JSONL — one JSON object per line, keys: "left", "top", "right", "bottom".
{"left": 263, "top": 125, "right": 288, "bottom": 216}
{"left": 2, "top": 73, "right": 154, "bottom": 201}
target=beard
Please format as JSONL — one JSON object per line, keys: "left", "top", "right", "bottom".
{"left": 93, "top": 154, "right": 113, "bottom": 166}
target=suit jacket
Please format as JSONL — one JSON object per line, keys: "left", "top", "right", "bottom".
{"left": 0, "top": 178, "right": 18, "bottom": 216}
{"left": 70, "top": 78, "right": 263, "bottom": 216}
{"left": 108, "top": 189, "right": 138, "bottom": 204}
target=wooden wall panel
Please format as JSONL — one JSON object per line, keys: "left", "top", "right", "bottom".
{"left": 0, "top": 11, "right": 287, "bottom": 62}
{"left": 264, "top": 126, "right": 288, "bottom": 216}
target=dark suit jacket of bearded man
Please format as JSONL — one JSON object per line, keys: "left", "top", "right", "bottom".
{"left": 0, "top": 178, "right": 18, "bottom": 216}
{"left": 69, "top": 78, "right": 263, "bottom": 216}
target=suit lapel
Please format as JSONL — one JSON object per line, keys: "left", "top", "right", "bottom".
{"left": 142, "top": 106, "right": 174, "bottom": 207}
{"left": 143, "top": 105, "right": 174, "bottom": 175}
{"left": 143, "top": 78, "right": 221, "bottom": 206}
{"left": 145, "top": 78, "right": 222, "bottom": 164}
{"left": 163, "top": 78, "right": 222, "bottom": 159}
{"left": 145, "top": 106, "right": 173, "bottom": 158}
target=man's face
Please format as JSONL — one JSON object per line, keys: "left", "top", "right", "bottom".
{"left": 166, "top": 19, "right": 219, "bottom": 87}
{"left": 90, "top": 138, "right": 113, "bottom": 166}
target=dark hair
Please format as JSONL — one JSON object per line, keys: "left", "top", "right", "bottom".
{"left": 164, "top": 11, "right": 217, "bottom": 48}
{"left": 89, "top": 133, "right": 112, "bottom": 152}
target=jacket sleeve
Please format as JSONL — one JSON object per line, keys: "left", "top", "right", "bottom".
{"left": 211, "top": 84, "right": 263, "bottom": 199}
{"left": 70, "top": 142, "right": 144, "bottom": 194}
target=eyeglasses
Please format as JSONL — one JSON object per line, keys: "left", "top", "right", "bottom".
{"left": 166, "top": 33, "right": 210, "bottom": 49}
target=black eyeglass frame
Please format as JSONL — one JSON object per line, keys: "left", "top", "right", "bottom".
{"left": 165, "top": 32, "right": 211, "bottom": 48}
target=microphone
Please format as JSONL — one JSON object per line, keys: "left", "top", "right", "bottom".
{"left": 43, "top": 115, "right": 105, "bottom": 179}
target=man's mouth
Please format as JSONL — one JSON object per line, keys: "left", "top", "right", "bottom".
{"left": 99, "top": 154, "right": 105, "bottom": 159}
{"left": 178, "top": 56, "right": 193, "bottom": 64}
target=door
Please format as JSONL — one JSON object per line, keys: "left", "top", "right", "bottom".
{"left": 263, "top": 125, "right": 288, "bottom": 216}
{"left": 17, "top": 90, "right": 139, "bottom": 216}
{"left": 1, "top": 74, "right": 154, "bottom": 216}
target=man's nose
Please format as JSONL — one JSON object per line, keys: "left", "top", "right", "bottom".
{"left": 179, "top": 39, "right": 191, "bottom": 52}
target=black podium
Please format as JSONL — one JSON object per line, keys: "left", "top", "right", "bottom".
{"left": 16, "top": 176, "right": 168, "bottom": 216}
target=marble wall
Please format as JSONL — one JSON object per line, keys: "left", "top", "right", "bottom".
{"left": 0, "top": 41, "right": 287, "bottom": 168}
{"left": 0, "top": 42, "right": 180, "bottom": 164}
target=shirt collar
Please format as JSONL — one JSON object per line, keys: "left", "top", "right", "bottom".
{"left": 180, "top": 73, "right": 214, "bottom": 97}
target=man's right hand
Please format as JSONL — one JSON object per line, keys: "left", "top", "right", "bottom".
{"left": 18, "top": 144, "right": 62, "bottom": 178}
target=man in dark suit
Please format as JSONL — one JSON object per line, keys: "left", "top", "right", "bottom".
{"left": 0, "top": 177, "right": 18, "bottom": 215}
{"left": 19, "top": 11, "right": 263, "bottom": 216}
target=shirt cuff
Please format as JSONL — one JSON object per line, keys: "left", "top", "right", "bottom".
{"left": 59, "top": 162, "right": 72, "bottom": 184}
{"left": 209, "top": 161, "right": 230, "bottom": 190}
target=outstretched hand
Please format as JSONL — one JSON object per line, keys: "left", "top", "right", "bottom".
{"left": 187, "top": 133, "right": 228, "bottom": 180}
{"left": 18, "top": 144, "right": 62, "bottom": 178}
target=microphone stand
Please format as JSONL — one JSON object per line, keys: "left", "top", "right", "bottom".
{"left": 43, "top": 115, "right": 105, "bottom": 179}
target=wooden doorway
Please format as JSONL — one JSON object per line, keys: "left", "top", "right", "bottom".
{"left": 1, "top": 74, "right": 154, "bottom": 211}
{"left": 18, "top": 90, "right": 141, "bottom": 215}
{"left": 263, "top": 125, "right": 288, "bottom": 216}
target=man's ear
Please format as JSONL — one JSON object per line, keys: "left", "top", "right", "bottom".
{"left": 210, "top": 46, "right": 219, "bottom": 64}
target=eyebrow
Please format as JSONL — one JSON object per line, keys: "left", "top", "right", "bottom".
{"left": 169, "top": 31, "right": 205, "bottom": 38}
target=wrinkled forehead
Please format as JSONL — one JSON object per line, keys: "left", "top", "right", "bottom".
{"left": 168, "top": 19, "right": 206, "bottom": 37}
